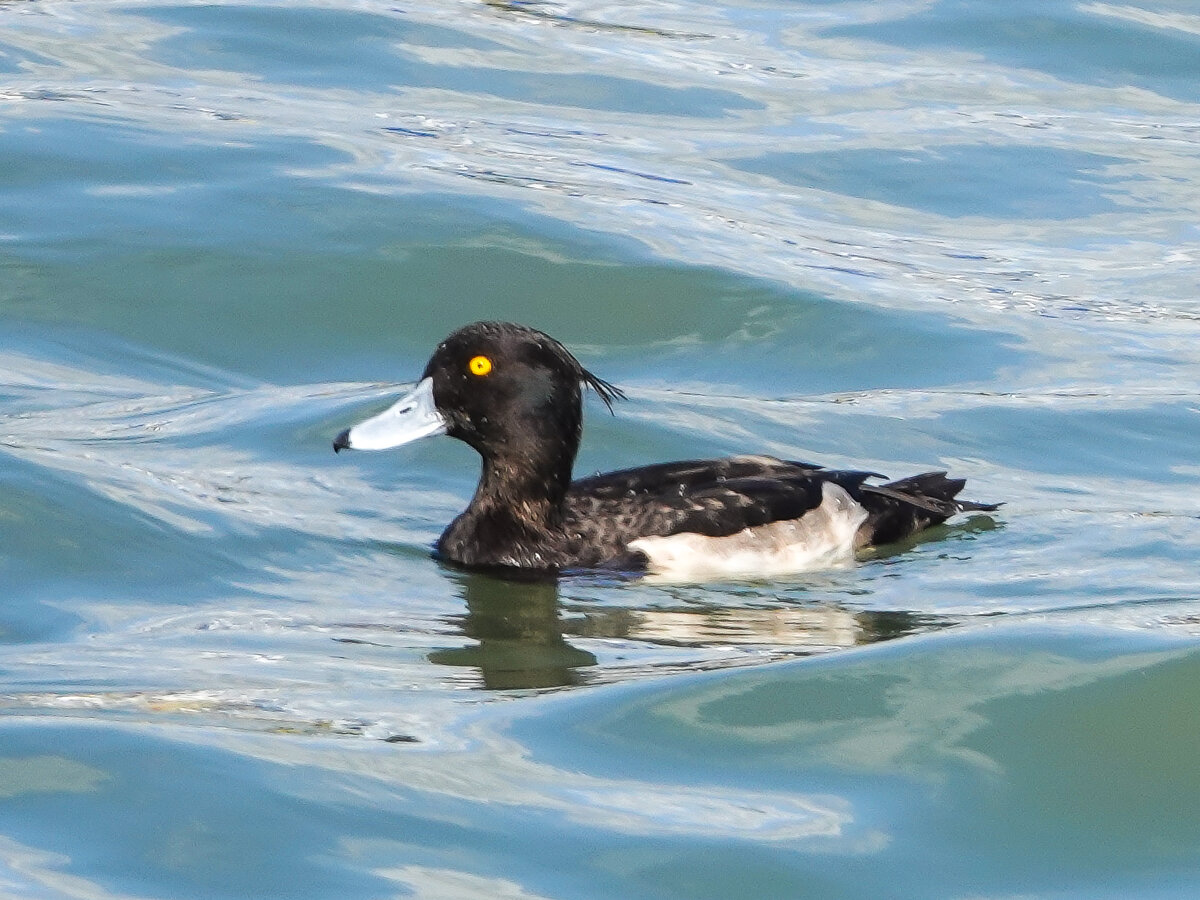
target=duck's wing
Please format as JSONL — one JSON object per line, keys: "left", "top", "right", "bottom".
{"left": 565, "top": 458, "right": 1001, "bottom": 568}
{"left": 564, "top": 458, "right": 879, "bottom": 566}
{"left": 570, "top": 454, "right": 834, "bottom": 500}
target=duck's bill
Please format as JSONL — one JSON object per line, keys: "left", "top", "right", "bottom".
{"left": 333, "top": 377, "right": 447, "bottom": 452}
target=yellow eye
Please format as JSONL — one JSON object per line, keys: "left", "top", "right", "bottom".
{"left": 468, "top": 355, "right": 493, "bottom": 377}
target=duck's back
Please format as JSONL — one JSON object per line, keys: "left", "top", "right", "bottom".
{"left": 562, "top": 456, "right": 868, "bottom": 570}
{"left": 564, "top": 455, "right": 997, "bottom": 577}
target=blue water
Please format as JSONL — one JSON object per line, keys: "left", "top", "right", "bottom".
{"left": 2, "top": 0, "right": 1199, "bottom": 897}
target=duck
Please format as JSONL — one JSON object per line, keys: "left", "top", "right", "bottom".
{"left": 333, "top": 321, "right": 998, "bottom": 579}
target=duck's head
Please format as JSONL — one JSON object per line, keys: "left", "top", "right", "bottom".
{"left": 334, "top": 322, "right": 622, "bottom": 478}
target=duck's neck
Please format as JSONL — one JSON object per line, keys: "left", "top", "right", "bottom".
{"left": 475, "top": 447, "right": 573, "bottom": 524}
{"left": 470, "top": 400, "right": 581, "bottom": 523}
{"left": 438, "top": 445, "right": 577, "bottom": 569}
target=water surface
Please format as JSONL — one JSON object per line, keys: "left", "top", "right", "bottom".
{"left": 1, "top": 0, "right": 1198, "bottom": 897}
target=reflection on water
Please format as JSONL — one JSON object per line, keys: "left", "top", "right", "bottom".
{"left": 430, "top": 575, "right": 597, "bottom": 690}
{"left": 431, "top": 571, "right": 951, "bottom": 690}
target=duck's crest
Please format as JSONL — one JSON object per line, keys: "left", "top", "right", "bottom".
{"left": 582, "top": 368, "right": 625, "bottom": 413}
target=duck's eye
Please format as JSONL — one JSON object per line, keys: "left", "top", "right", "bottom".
{"left": 468, "top": 355, "right": 493, "bottom": 377}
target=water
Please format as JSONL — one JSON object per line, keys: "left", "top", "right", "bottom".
{"left": 1, "top": 0, "right": 1198, "bottom": 896}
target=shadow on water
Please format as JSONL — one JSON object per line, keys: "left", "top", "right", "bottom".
{"left": 430, "top": 570, "right": 958, "bottom": 691}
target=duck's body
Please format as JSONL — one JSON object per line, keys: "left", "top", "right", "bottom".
{"left": 335, "top": 322, "right": 998, "bottom": 578}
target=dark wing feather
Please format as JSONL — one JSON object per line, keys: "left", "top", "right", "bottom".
{"left": 858, "top": 472, "right": 1002, "bottom": 545}
{"left": 570, "top": 455, "right": 830, "bottom": 500}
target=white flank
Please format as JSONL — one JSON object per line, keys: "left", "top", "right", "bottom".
{"left": 628, "top": 482, "right": 869, "bottom": 583}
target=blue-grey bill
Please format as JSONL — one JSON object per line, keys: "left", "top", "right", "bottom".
{"left": 335, "top": 377, "right": 447, "bottom": 451}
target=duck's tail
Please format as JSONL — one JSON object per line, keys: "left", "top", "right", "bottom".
{"left": 856, "top": 472, "right": 1000, "bottom": 547}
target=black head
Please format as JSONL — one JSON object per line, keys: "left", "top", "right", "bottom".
{"left": 421, "top": 322, "right": 622, "bottom": 466}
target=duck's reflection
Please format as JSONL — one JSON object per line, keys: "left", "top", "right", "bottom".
{"left": 428, "top": 573, "right": 597, "bottom": 690}
{"left": 430, "top": 571, "right": 949, "bottom": 691}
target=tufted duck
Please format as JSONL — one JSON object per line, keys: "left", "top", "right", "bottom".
{"left": 334, "top": 321, "right": 998, "bottom": 578}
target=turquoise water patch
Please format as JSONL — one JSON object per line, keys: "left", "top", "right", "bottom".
{"left": 135, "top": 4, "right": 501, "bottom": 91}
{"left": 0, "top": 118, "right": 349, "bottom": 254}
{"left": 0, "top": 755, "right": 108, "bottom": 797}
{"left": 15, "top": 626, "right": 1192, "bottom": 900}
{"left": 0, "top": 724, "right": 394, "bottom": 900}
{"left": 0, "top": 450, "right": 336, "bottom": 616}
{"left": 0, "top": 175, "right": 1028, "bottom": 386}
{"left": 512, "top": 626, "right": 1200, "bottom": 897}
{"left": 935, "top": 402, "right": 1200, "bottom": 482}
{"left": 732, "top": 145, "right": 1127, "bottom": 219}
